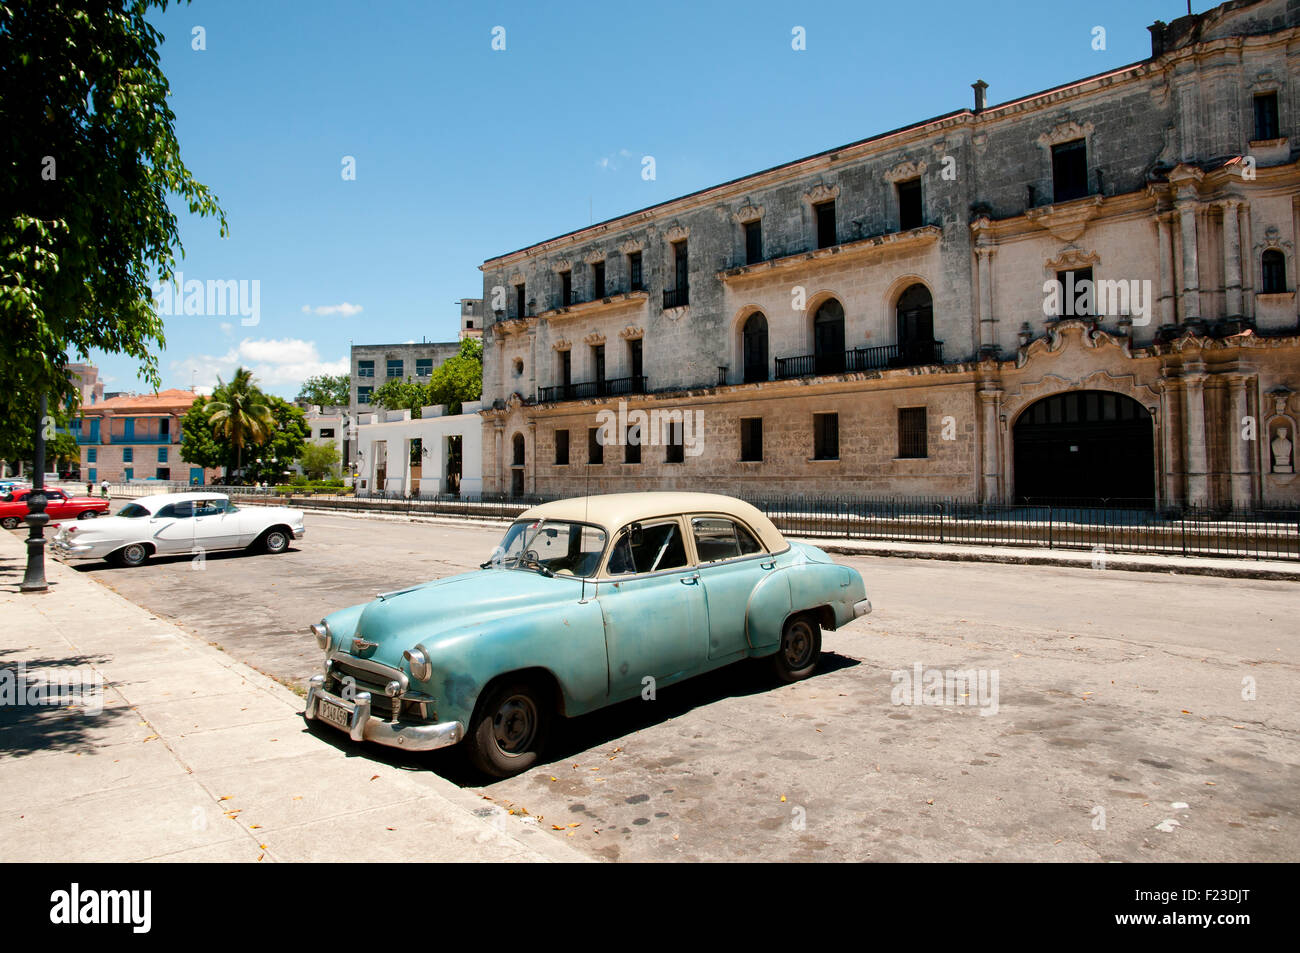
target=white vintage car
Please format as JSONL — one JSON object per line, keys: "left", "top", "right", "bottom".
{"left": 52, "top": 491, "right": 305, "bottom": 567}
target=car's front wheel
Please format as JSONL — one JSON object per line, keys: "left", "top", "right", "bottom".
{"left": 260, "top": 527, "right": 290, "bottom": 554}
{"left": 77, "top": 510, "right": 98, "bottom": 520}
{"left": 772, "top": 613, "right": 822, "bottom": 683}
{"left": 466, "top": 679, "right": 550, "bottom": 778}
{"left": 1, "top": 516, "right": 19, "bottom": 530}
{"left": 111, "top": 543, "right": 150, "bottom": 568}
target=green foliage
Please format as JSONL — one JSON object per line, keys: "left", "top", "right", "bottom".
{"left": 296, "top": 373, "right": 350, "bottom": 407}
{"left": 179, "top": 371, "right": 308, "bottom": 482}
{"left": 0, "top": 1, "right": 226, "bottom": 462}
{"left": 371, "top": 376, "right": 429, "bottom": 418}
{"left": 297, "top": 440, "right": 340, "bottom": 480}
{"left": 427, "top": 338, "right": 483, "bottom": 415}
{"left": 370, "top": 340, "right": 484, "bottom": 418}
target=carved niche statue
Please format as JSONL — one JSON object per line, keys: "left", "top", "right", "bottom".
{"left": 1272, "top": 426, "right": 1294, "bottom": 474}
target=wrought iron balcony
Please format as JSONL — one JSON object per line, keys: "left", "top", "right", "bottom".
{"left": 537, "top": 375, "right": 648, "bottom": 404}
{"left": 662, "top": 287, "right": 689, "bottom": 309}
{"left": 774, "top": 341, "right": 944, "bottom": 380}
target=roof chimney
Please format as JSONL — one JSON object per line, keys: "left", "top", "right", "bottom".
{"left": 972, "top": 80, "right": 989, "bottom": 114}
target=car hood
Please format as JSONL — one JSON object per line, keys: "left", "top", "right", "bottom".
{"left": 331, "top": 568, "right": 581, "bottom": 669}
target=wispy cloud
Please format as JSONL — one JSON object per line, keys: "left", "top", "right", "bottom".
{"left": 169, "top": 337, "right": 348, "bottom": 394}
{"left": 595, "top": 148, "right": 634, "bottom": 172}
{"left": 301, "top": 302, "right": 363, "bottom": 316}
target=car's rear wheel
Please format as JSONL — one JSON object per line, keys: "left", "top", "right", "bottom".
{"left": 77, "top": 510, "right": 98, "bottom": 520}
{"left": 772, "top": 613, "right": 821, "bottom": 683}
{"left": 1, "top": 516, "right": 19, "bottom": 530}
{"left": 112, "top": 543, "right": 150, "bottom": 568}
{"left": 466, "top": 679, "right": 549, "bottom": 778}
{"left": 261, "top": 527, "right": 290, "bottom": 554}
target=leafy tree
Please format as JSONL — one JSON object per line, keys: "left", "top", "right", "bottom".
{"left": 0, "top": 1, "right": 226, "bottom": 463}
{"left": 205, "top": 368, "right": 274, "bottom": 479}
{"left": 372, "top": 377, "right": 429, "bottom": 418}
{"left": 244, "top": 396, "right": 308, "bottom": 484}
{"left": 296, "top": 373, "right": 349, "bottom": 408}
{"left": 426, "top": 338, "right": 483, "bottom": 415}
{"left": 298, "top": 441, "right": 340, "bottom": 480}
{"left": 179, "top": 395, "right": 231, "bottom": 472}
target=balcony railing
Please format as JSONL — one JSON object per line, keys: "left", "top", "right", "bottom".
{"left": 775, "top": 341, "right": 944, "bottom": 380}
{"left": 663, "top": 287, "right": 689, "bottom": 309}
{"left": 537, "top": 375, "right": 647, "bottom": 403}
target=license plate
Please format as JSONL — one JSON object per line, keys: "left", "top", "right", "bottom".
{"left": 318, "top": 697, "right": 353, "bottom": 731}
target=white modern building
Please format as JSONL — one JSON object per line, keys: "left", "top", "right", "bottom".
{"left": 294, "top": 405, "right": 346, "bottom": 477}
{"left": 353, "top": 401, "right": 483, "bottom": 498}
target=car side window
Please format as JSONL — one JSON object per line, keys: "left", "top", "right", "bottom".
{"left": 156, "top": 501, "right": 194, "bottom": 519}
{"left": 691, "top": 517, "right": 764, "bottom": 562}
{"left": 622, "top": 520, "right": 689, "bottom": 574}
{"left": 194, "top": 499, "right": 227, "bottom": 517}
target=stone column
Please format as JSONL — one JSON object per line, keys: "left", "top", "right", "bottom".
{"left": 527, "top": 420, "right": 538, "bottom": 495}
{"left": 1157, "top": 212, "right": 1176, "bottom": 326}
{"left": 978, "top": 387, "right": 1002, "bottom": 503}
{"left": 1222, "top": 198, "right": 1243, "bottom": 318}
{"left": 1183, "top": 367, "right": 1210, "bottom": 507}
{"left": 1241, "top": 203, "right": 1255, "bottom": 322}
{"left": 1177, "top": 199, "right": 1201, "bottom": 322}
{"left": 492, "top": 421, "right": 503, "bottom": 496}
{"left": 1227, "top": 373, "right": 1254, "bottom": 508}
{"left": 527, "top": 326, "right": 538, "bottom": 402}
{"left": 976, "top": 246, "right": 997, "bottom": 355}
{"left": 1158, "top": 377, "right": 1182, "bottom": 505}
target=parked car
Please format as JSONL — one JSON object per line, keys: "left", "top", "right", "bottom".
{"left": 304, "top": 492, "right": 871, "bottom": 778}
{"left": 0, "top": 487, "right": 110, "bottom": 529}
{"left": 50, "top": 491, "right": 305, "bottom": 567}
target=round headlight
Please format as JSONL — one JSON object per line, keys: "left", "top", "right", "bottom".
{"left": 404, "top": 647, "right": 431, "bottom": 682}
{"left": 311, "top": 622, "right": 330, "bottom": 650}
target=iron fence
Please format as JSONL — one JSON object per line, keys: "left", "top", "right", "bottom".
{"left": 750, "top": 495, "right": 1300, "bottom": 562}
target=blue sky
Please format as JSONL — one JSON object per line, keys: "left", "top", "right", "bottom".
{"left": 88, "top": 0, "right": 1207, "bottom": 398}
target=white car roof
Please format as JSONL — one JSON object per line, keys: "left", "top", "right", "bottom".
{"left": 131, "top": 491, "right": 230, "bottom": 512}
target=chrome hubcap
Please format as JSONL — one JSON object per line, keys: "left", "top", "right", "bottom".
{"left": 124, "top": 545, "right": 145, "bottom": 563}
{"left": 492, "top": 694, "right": 538, "bottom": 754}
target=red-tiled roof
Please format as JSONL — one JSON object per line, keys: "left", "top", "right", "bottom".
{"left": 82, "top": 389, "right": 200, "bottom": 414}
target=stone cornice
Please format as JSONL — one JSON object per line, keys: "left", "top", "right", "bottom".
{"left": 536, "top": 290, "right": 649, "bottom": 321}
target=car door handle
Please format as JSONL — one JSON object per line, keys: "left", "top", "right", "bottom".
{"left": 680, "top": 574, "right": 699, "bottom": 585}
{"left": 761, "top": 561, "right": 776, "bottom": 570}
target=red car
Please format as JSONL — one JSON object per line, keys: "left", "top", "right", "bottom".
{"left": 0, "top": 487, "right": 110, "bottom": 529}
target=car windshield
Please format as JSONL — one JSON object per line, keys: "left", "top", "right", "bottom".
{"left": 485, "top": 519, "right": 607, "bottom": 578}
{"left": 118, "top": 503, "right": 150, "bottom": 518}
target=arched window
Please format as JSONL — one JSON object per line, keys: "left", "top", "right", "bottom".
{"left": 512, "top": 433, "right": 525, "bottom": 467}
{"left": 742, "top": 312, "right": 769, "bottom": 383}
{"left": 1261, "top": 250, "right": 1287, "bottom": 294}
{"left": 813, "top": 299, "right": 845, "bottom": 374}
{"left": 896, "top": 283, "right": 935, "bottom": 365}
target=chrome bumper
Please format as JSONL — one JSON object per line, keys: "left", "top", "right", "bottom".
{"left": 51, "top": 538, "right": 93, "bottom": 556}
{"left": 304, "top": 675, "right": 462, "bottom": 752}
{"left": 853, "top": 598, "right": 873, "bottom": 618}
{"left": 292, "top": 526, "right": 306, "bottom": 539}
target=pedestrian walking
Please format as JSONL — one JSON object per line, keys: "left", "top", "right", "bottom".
{"left": 86, "top": 480, "right": 93, "bottom": 497}
{"left": 100, "top": 478, "right": 109, "bottom": 498}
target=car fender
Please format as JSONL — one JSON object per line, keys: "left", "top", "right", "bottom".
{"left": 419, "top": 599, "right": 609, "bottom": 726}
{"left": 747, "top": 558, "right": 861, "bottom": 651}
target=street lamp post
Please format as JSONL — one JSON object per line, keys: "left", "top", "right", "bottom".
{"left": 21, "top": 394, "right": 49, "bottom": 593}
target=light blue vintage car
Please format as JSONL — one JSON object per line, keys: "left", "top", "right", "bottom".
{"left": 304, "top": 492, "right": 871, "bottom": 777}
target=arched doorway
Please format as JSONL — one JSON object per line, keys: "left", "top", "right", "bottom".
{"left": 511, "top": 432, "right": 525, "bottom": 497}
{"left": 1013, "top": 390, "right": 1154, "bottom": 504}
{"left": 742, "top": 312, "right": 768, "bottom": 382}
{"left": 895, "top": 283, "right": 935, "bottom": 365}
{"left": 813, "top": 299, "right": 845, "bottom": 374}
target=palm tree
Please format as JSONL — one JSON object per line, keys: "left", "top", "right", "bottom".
{"left": 206, "top": 367, "right": 274, "bottom": 481}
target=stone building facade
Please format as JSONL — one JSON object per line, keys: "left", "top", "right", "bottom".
{"left": 479, "top": 0, "right": 1300, "bottom": 508}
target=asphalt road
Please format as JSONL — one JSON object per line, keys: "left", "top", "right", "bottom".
{"left": 34, "top": 504, "right": 1300, "bottom": 862}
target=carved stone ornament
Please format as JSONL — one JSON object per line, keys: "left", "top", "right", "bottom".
{"left": 583, "top": 331, "right": 606, "bottom": 346}
{"left": 664, "top": 224, "right": 689, "bottom": 243}
{"left": 1036, "top": 118, "right": 1095, "bottom": 149}
{"left": 1044, "top": 246, "right": 1100, "bottom": 276}
{"left": 508, "top": 273, "right": 525, "bottom": 287}
{"left": 804, "top": 183, "right": 839, "bottom": 204}
{"left": 617, "top": 238, "right": 644, "bottom": 254}
{"left": 619, "top": 325, "right": 644, "bottom": 340}
{"left": 1026, "top": 196, "right": 1103, "bottom": 241}
{"left": 732, "top": 202, "right": 764, "bottom": 224}
{"left": 550, "top": 259, "right": 572, "bottom": 273}
{"left": 551, "top": 338, "right": 572, "bottom": 351}
{"left": 583, "top": 249, "right": 605, "bottom": 265}
{"left": 884, "top": 158, "right": 927, "bottom": 183}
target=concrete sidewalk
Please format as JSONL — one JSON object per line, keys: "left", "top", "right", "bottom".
{"left": 0, "top": 532, "right": 588, "bottom": 863}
